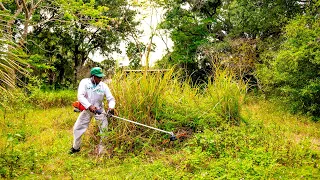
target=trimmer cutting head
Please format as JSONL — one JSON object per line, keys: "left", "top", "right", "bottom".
{"left": 169, "top": 133, "right": 177, "bottom": 141}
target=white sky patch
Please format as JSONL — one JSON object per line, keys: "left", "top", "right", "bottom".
{"left": 181, "top": 2, "right": 191, "bottom": 10}
{"left": 89, "top": 5, "right": 173, "bottom": 67}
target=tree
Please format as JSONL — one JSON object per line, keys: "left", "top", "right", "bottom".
{"left": 0, "top": 1, "right": 30, "bottom": 91}
{"left": 199, "top": 38, "right": 258, "bottom": 84}
{"left": 0, "top": 0, "right": 45, "bottom": 46}
{"left": 126, "top": 42, "right": 146, "bottom": 69}
{"left": 225, "top": 0, "right": 304, "bottom": 39}
{"left": 26, "top": 0, "right": 139, "bottom": 87}
{"left": 157, "top": 0, "right": 222, "bottom": 82}
{"left": 157, "top": 0, "right": 310, "bottom": 83}
{"left": 257, "top": 12, "right": 320, "bottom": 117}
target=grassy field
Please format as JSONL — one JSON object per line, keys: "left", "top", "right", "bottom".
{"left": 0, "top": 71, "right": 319, "bottom": 179}
{"left": 0, "top": 99, "right": 319, "bottom": 179}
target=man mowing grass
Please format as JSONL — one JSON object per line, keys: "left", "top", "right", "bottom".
{"left": 70, "top": 67, "right": 115, "bottom": 155}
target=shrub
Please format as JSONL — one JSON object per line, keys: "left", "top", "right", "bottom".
{"left": 28, "top": 89, "right": 75, "bottom": 109}
{"left": 257, "top": 14, "right": 320, "bottom": 118}
{"left": 0, "top": 88, "right": 75, "bottom": 112}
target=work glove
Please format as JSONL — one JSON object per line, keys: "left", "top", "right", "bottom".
{"left": 88, "top": 105, "right": 97, "bottom": 113}
{"left": 108, "top": 108, "right": 115, "bottom": 116}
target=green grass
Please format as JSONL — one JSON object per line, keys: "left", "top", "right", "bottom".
{"left": 103, "top": 69, "right": 245, "bottom": 154}
{"left": 0, "top": 70, "right": 319, "bottom": 179}
{"left": 0, "top": 100, "right": 319, "bottom": 179}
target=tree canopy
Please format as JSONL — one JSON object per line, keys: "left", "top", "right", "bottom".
{"left": 1, "top": 0, "right": 139, "bottom": 88}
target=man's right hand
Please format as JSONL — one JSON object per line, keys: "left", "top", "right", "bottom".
{"left": 88, "top": 105, "right": 97, "bottom": 113}
{"left": 108, "top": 108, "right": 115, "bottom": 116}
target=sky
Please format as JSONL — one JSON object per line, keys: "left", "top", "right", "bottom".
{"left": 89, "top": 4, "right": 173, "bottom": 67}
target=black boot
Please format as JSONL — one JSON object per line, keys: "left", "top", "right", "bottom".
{"left": 69, "top": 147, "right": 80, "bottom": 154}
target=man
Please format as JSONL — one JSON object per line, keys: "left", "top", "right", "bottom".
{"left": 70, "top": 67, "right": 115, "bottom": 154}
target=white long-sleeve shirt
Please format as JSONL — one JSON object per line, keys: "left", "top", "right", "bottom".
{"left": 77, "top": 78, "right": 115, "bottom": 110}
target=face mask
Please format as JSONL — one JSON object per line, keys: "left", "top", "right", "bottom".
{"left": 91, "top": 76, "right": 97, "bottom": 86}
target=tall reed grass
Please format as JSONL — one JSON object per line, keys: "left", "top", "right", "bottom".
{"left": 105, "top": 69, "right": 246, "bottom": 154}
{"left": 205, "top": 70, "right": 246, "bottom": 125}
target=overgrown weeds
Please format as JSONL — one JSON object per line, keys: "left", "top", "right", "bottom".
{"left": 104, "top": 69, "right": 245, "bottom": 155}
{"left": 0, "top": 88, "right": 75, "bottom": 112}
{"left": 0, "top": 69, "right": 318, "bottom": 179}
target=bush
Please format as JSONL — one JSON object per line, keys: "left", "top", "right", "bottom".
{"left": 28, "top": 89, "right": 76, "bottom": 109}
{"left": 257, "top": 14, "right": 320, "bottom": 117}
{"left": 0, "top": 89, "right": 75, "bottom": 112}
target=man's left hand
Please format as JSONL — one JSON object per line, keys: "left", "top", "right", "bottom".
{"left": 108, "top": 108, "right": 115, "bottom": 115}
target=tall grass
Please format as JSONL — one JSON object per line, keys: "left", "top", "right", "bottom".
{"left": 0, "top": 70, "right": 319, "bottom": 179}
{"left": 0, "top": 88, "right": 75, "bottom": 112}
{"left": 28, "top": 89, "right": 75, "bottom": 109}
{"left": 205, "top": 70, "right": 246, "bottom": 125}
{"left": 0, "top": 68, "right": 245, "bottom": 156}
{"left": 105, "top": 69, "right": 246, "bottom": 154}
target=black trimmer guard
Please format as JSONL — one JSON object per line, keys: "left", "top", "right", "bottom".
{"left": 170, "top": 134, "right": 177, "bottom": 141}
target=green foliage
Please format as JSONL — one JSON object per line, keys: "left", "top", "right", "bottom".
{"left": 126, "top": 42, "right": 146, "bottom": 69}
{"left": 0, "top": 22, "right": 29, "bottom": 91}
{"left": 108, "top": 70, "right": 180, "bottom": 153}
{"left": 0, "top": 89, "right": 31, "bottom": 113}
{"left": 156, "top": 69, "right": 245, "bottom": 131}
{"left": 0, "top": 107, "right": 77, "bottom": 178}
{"left": 1, "top": 0, "right": 320, "bottom": 178}
{"left": 0, "top": 97, "right": 319, "bottom": 179}
{"left": 28, "top": 89, "right": 76, "bottom": 109}
{"left": 158, "top": 0, "right": 307, "bottom": 83}
{"left": 104, "top": 69, "right": 245, "bottom": 155}
{"left": 257, "top": 14, "right": 320, "bottom": 117}
{"left": 158, "top": 0, "right": 222, "bottom": 81}
{"left": 225, "top": 0, "right": 303, "bottom": 38}
{"left": 3, "top": 0, "right": 140, "bottom": 87}
{"left": 182, "top": 122, "right": 320, "bottom": 179}
{"left": 0, "top": 133, "right": 38, "bottom": 178}
{"left": 206, "top": 70, "right": 246, "bottom": 124}
{"left": 0, "top": 88, "right": 75, "bottom": 112}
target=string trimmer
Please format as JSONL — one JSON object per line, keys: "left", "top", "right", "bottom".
{"left": 96, "top": 109, "right": 177, "bottom": 141}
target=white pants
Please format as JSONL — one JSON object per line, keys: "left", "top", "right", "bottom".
{"left": 72, "top": 110, "right": 108, "bottom": 150}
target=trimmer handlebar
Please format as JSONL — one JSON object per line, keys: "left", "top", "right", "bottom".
{"left": 95, "top": 109, "right": 103, "bottom": 115}
{"left": 95, "top": 109, "right": 114, "bottom": 117}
